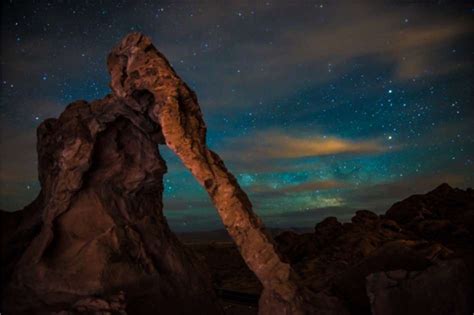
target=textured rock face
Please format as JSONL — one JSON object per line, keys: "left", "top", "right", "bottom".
{"left": 8, "top": 33, "right": 471, "bottom": 315}
{"left": 1, "top": 97, "right": 222, "bottom": 314}
{"left": 269, "top": 185, "right": 473, "bottom": 315}
{"left": 106, "top": 33, "right": 325, "bottom": 314}
{"left": 187, "top": 187, "right": 473, "bottom": 314}
{"left": 2, "top": 33, "right": 330, "bottom": 314}
{"left": 366, "top": 259, "right": 472, "bottom": 315}
{"left": 385, "top": 183, "right": 474, "bottom": 238}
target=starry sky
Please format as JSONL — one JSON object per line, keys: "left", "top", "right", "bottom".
{"left": 1, "top": 1, "right": 473, "bottom": 231}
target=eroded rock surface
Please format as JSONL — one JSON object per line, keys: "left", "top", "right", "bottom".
{"left": 1, "top": 33, "right": 330, "bottom": 315}
{"left": 366, "top": 259, "right": 472, "bottom": 315}
{"left": 1, "top": 97, "right": 222, "bottom": 314}
{"left": 385, "top": 183, "right": 474, "bottom": 241}
{"left": 106, "top": 33, "right": 327, "bottom": 314}
{"left": 275, "top": 184, "right": 473, "bottom": 315}
{"left": 4, "top": 33, "right": 470, "bottom": 315}
{"left": 191, "top": 184, "right": 473, "bottom": 315}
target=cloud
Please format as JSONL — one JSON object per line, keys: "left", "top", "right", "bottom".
{"left": 341, "top": 172, "right": 469, "bottom": 211}
{"left": 277, "top": 179, "right": 345, "bottom": 193}
{"left": 391, "top": 25, "right": 470, "bottom": 79}
{"left": 249, "top": 180, "right": 346, "bottom": 198}
{"left": 223, "top": 130, "right": 388, "bottom": 161}
{"left": 174, "top": 1, "right": 472, "bottom": 109}
{"left": 256, "top": 171, "right": 472, "bottom": 229}
{"left": 246, "top": 2, "right": 471, "bottom": 80}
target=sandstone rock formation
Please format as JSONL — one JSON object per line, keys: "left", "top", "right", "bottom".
{"left": 4, "top": 32, "right": 470, "bottom": 315}
{"left": 1, "top": 96, "right": 222, "bottom": 314}
{"left": 106, "top": 33, "right": 328, "bottom": 314}
{"left": 1, "top": 33, "right": 329, "bottom": 314}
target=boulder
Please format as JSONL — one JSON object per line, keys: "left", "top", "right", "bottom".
{"left": 314, "top": 217, "right": 344, "bottom": 246}
{"left": 330, "top": 240, "right": 433, "bottom": 314}
{"left": 385, "top": 183, "right": 474, "bottom": 237}
{"left": 367, "top": 259, "right": 473, "bottom": 315}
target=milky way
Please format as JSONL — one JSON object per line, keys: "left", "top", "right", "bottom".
{"left": 1, "top": 1, "right": 473, "bottom": 231}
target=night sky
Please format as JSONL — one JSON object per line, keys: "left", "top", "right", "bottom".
{"left": 1, "top": 1, "right": 473, "bottom": 231}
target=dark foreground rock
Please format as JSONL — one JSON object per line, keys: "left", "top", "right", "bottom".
{"left": 385, "top": 183, "right": 474, "bottom": 241}
{"left": 190, "top": 184, "right": 474, "bottom": 315}
{"left": 366, "top": 259, "right": 472, "bottom": 315}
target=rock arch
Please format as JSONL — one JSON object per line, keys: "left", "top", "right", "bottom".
{"left": 107, "top": 33, "right": 316, "bottom": 314}
{"left": 1, "top": 33, "right": 348, "bottom": 315}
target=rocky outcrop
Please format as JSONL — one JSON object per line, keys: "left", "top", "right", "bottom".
{"left": 366, "top": 259, "right": 472, "bottom": 315}
{"left": 265, "top": 185, "right": 472, "bottom": 314}
{"left": 1, "top": 96, "right": 222, "bottom": 314}
{"left": 2, "top": 33, "right": 332, "bottom": 314}
{"left": 184, "top": 191, "right": 473, "bottom": 315}
{"left": 106, "top": 33, "right": 329, "bottom": 314}
{"left": 385, "top": 183, "right": 474, "bottom": 240}
{"left": 4, "top": 32, "right": 471, "bottom": 315}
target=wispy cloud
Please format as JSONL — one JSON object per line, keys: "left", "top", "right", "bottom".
{"left": 223, "top": 130, "right": 389, "bottom": 161}
{"left": 274, "top": 7, "right": 470, "bottom": 81}
{"left": 171, "top": 1, "right": 472, "bottom": 109}
{"left": 250, "top": 179, "right": 346, "bottom": 196}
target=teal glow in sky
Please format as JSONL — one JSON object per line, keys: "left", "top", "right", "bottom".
{"left": 1, "top": 1, "right": 473, "bottom": 231}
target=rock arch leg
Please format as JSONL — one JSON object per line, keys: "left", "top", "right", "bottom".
{"left": 108, "top": 33, "right": 317, "bottom": 314}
